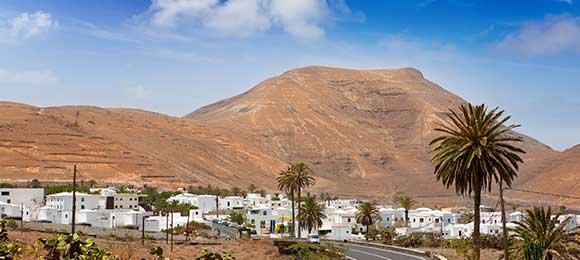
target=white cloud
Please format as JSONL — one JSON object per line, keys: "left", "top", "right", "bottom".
{"left": 0, "top": 11, "right": 57, "bottom": 43}
{"left": 125, "top": 83, "right": 153, "bottom": 99}
{"left": 557, "top": 0, "right": 573, "bottom": 4}
{"left": 145, "top": 0, "right": 345, "bottom": 40}
{"left": 497, "top": 14, "right": 580, "bottom": 56}
{"left": 0, "top": 68, "right": 59, "bottom": 85}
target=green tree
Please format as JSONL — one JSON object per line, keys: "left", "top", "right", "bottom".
{"left": 459, "top": 211, "right": 475, "bottom": 224}
{"left": 509, "top": 207, "right": 580, "bottom": 260}
{"left": 430, "top": 104, "right": 525, "bottom": 260}
{"left": 277, "top": 166, "right": 297, "bottom": 237}
{"left": 298, "top": 196, "right": 326, "bottom": 234}
{"left": 277, "top": 163, "right": 316, "bottom": 238}
{"left": 29, "top": 179, "right": 41, "bottom": 188}
{"left": 396, "top": 195, "right": 416, "bottom": 226}
{"left": 355, "top": 202, "right": 382, "bottom": 241}
{"left": 229, "top": 211, "right": 245, "bottom": 225}
{"left": 247, "top": 184, "right": 257, "bottom": 194}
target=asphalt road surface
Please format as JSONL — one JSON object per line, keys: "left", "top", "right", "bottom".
{"left": 209, "top": 222, "right": 239, "bottom": 238}
{"left": 343, "top": 243, "right": 428, "bottom": 260}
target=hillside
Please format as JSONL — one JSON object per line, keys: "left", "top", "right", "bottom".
{"left": 0, "top": 102, "right": 285, "bottom": 188}
{"left": 186, "top": 66, "right": 553, "bottom": 202}
{"left": 0, "top": 66, "right": 575, "bottom": 207}
{"left": 510, "top": 145, "right": 580, "bottom": 206}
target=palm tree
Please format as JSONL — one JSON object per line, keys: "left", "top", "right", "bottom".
{"left": 298, "top": 196, "right": 326, "bottom": 234}
{"left": 459, "top": 211, "right": 475, "bottom": 224}
{"left": 430, "top": 103, "right": 525, "bottom": 260}
{"left": 213, "top": 189, "right": 224, "bottom": 218}
{"left": 277, "top": 166, "right": 296, "bottom": 237}
{"left": 509, "top": 207, "right": 580, "bottom": 260}
{"left": 248, "top": 184, "right": 257, "bottom": 194}
{"left": 397, "top": 195, "right": 416, "bottom": 226}
{"left": 276, "top": 163, "right": 316, "bottom": 238}
{"left": 355, "top": 202, "right": 382, "bottom": 241}
{"left": 289, "top": 162, "right": 316, "bottom": 238}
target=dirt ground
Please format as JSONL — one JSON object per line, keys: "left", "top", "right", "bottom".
{"left": 9, "top": 231, "right": 291, "bottom": 260}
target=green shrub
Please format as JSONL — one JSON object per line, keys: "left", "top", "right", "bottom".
{"left": 450, "top": 239, "right": 472, "bottom": 259}
{"left": 149, "top": 246, "right": 164, "bottom": 260}
{"left": 38, "top": 233, "right": 117, "bottom": 260}
{"left": 196, "top": 248, "right": 235, "bottom": 260}
{"left": 0, "top": 216, "right": 22, "bottom": 260}
{"left": 6, "top": 220, "right": 18, "bottom": 230}
{"left": 393, "top": 233, "right": 423, "bottom": 248}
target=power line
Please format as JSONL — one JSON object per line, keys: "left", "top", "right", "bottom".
{"left": 506, "top": 188, "right": 580, "bottom": 200}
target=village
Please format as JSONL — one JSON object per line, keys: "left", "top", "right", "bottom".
{"left": 1, "top": 185, "right": 578, "bottom": 243}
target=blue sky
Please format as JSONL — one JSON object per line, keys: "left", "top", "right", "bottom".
{"left": 1, "top": 0, "right": 580, "bottom": 150}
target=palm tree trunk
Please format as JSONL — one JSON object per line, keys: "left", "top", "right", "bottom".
{"left": 291, "top": 192, "right": 295, "bottom": 238}
{"left": 215, "top": 196, "right": 219, "bottom": 218}
{"left": 473, "top": 184, "right": 482, "bottom": 260}
{"left": 499, "top": 180, "right": 509, "bottom": 260}
{"left": 405, "top": 210, "right": 409, "bottom": 226}
{"left": 297, "top": 186, "right": 302, "bottom": 239}
{"left": 365, "top": 224, "right": 369, "bottom": 241}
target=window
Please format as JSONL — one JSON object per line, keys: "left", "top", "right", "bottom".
{"left": 413, "top": 218, "right": 416, "bottom": 223}
{"left": 81, "top": 205, "right": 85, "bottom": 209}
{"left": 6, "top": 199, "right": 10, "bottom": 204}
{"left": 262, "top": 211, "right": 267, "bottom": 216}
{"left": 420, "top": 218, "right": 424, "bottom": 223}
{"left": 81, "top": 198, "right": 85, "bottom": 202}
{"left": 1, "top": 191, "right": 9, "bottom": 196}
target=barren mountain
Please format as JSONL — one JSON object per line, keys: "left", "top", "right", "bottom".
{"left": 509, "top": 145, "right": 580, "bottom": 206}
{"left": 0, "top": 102, "right": 285, "bottom": 188}
{"left": 0, "top": 66, "right": 575, "bottom": 207}
{"left": 186, "top": 66, "right": 553, "bottom": 202}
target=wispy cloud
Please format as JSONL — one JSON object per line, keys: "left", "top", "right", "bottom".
{"left": 556, "top": 0, "right": 573, "bottom": 4}
{"left": 496, "top": 14, "right": 580, "bottom": 56}
{"left": 0, "top": 68, "right": 59, "bottom": 85}
{"left": 139, "top": 0, "right": 360, "bottom": 41}
{"left": 0, "top": 11, "right": 57, "bottom": 44}
{"left": 124, "top": 83, "right": 153, "bottom": 99}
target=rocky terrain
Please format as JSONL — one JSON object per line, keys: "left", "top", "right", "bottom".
{"left": 0, "top": 66, "right": 576, "bottom": 206}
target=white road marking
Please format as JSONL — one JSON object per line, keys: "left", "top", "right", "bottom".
{"left": 345, "top": 243, "right": 426, "bottom": 260}
{"left": 349, "top": 248, "right": 393, "bottom": 260}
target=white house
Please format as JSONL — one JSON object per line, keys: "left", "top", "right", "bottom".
{"left": 220, "top": 196, "right": 245, "bottom": 210}
{"left": 0, "top": 188, "right": 44, "bottom": 207}
{"left": 167, "top": 193, "right": 216, "bottom": 214}
{"left": 246, "top": 206, "right": 277, "bottom": 235}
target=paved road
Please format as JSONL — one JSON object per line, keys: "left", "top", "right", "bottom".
{"left": 208, "top": 222, "right": 238, "bottom": 238}
{"left": 343, "top": 243, "right": 428, "bottom": 260}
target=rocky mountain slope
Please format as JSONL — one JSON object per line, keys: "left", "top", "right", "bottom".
{"left": 0, "top": 102, "right": 285, "bottom": 188}
{"left": 0, "top": 66, "right": 575, "bottom": 206}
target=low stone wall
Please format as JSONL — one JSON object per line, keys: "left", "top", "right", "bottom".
{"left": 330, "top": 240, "right": 448, "bottom": 260}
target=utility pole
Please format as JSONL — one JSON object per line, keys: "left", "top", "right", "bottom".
{"left": 71, "top": 165, "right": 77, "bottom": 234}
{"left": 141, "top": 215, "right": 147, "bottom": 246}
{"left": 165, "top": 210, "right": 169, "bottom": 244}
{"left": 74, "top": 111, "right": 79, "bottom": 126}
{"left": 170, "top": 206, "right": 174, "bottom": 252}
{"left": 499, "top": 180, "right": 509, "bottom": 260}
{"left": 185, "top": 209, "right": 190, "bottom": 242}
{"left": 20, "top": 203, "right": 24, "bottom": 233}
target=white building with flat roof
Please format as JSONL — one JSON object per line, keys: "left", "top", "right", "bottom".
{"left": 0, "top": 188, "right": 44, "bottom": 207}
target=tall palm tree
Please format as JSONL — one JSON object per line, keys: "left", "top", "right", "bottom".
{"left": 298, "top": 196, "right": 326, "bottom": 234}
{"left": 213, "top": 189, "right": 224, "bottom": 218}
{"left": 355, "top": 202, "right": 382, "bottom": 241}
{"left": 397, "top": 195, "right": 416, "bottom": 226}
{"left": 277, "top": 166, "right": 296, "bottom": 237}
{"left": 430, "top": 103, "right": 525, "bottom": 260}
{"left": 248, "top": 184, "right": 257, "bottom": 194}
{"left": 509, "top": 207, "right": 580, "bottom": 260}
{"left": 289, "top": 162, "right": 316, "bottom": 238}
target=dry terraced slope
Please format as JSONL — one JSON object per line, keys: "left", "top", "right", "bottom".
{"left": 0, "top": 66, "right": 576, "bottom": 206}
